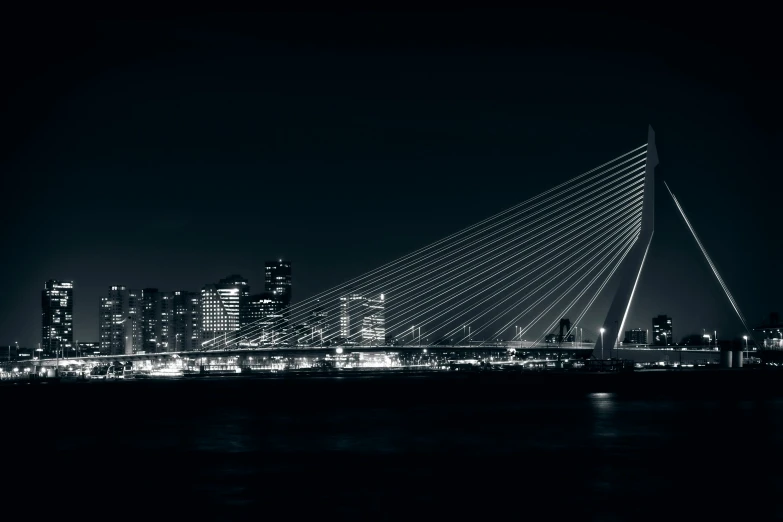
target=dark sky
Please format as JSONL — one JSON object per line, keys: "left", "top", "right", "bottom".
{"left": 1, "top": 7, "right": 779, "bottom": 347}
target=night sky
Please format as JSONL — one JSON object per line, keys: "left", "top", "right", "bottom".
{"left": 1, "top": 7, "right": 779, "bottom": 347}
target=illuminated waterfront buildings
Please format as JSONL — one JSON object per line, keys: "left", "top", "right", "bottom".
{"left": 241, "top": 292, "right": 282, "bottom": 345}
{"left": 339, "top": 293, "right": 385, "bottom": 345}
{"left": 201, "top": 275, "right": 249, "bottom": 347}
{"left": 340, "top": 293, "right": 365, "bottom": 343}
{"left": 142, "top": 288, "right": 162, "bottom": 353}
{"left": 41, "top": 280, "right": 74, "bottom": 357}
{"left": 140, "top": 289, "right": 201, "bottom": 352}
{"left": 362, "top": 294, "right": 385, "bottom": 345}
{"left": 170, "top": 291, "right": 201, "bottom": 352}
{"left": 99, "top": 286, "right": 143, "bottom": 355}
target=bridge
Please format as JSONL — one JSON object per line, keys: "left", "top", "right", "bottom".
{"left": 15, "top": 125, "right": 761, "bottom": 377}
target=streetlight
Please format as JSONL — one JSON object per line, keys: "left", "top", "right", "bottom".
{"left": 599, "top": 328, "right": 605, "bottom": 360}
{"left": 743, "top": 335, "right": 748, "bottom": 361}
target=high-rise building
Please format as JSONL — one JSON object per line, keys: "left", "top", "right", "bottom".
{"left": 362, "top": 294, "right": 385, "bottom": 345}
{"left": 339, "top": 293, "right": 385, "bottom": 345}
{"left": 140, "top": 289, "right": 201, "bottom": 353}
{"left": 99, "top": 286, "right": 143, "bottom": 355}
{"left": 142, "top": 288, "right": 161, "bottom": 353}
{"left": 340, "top": 293, "right": 365, "bottom": 343}
{"left": 265, "top": 260, "right": 292, "bottom": 307}
{"left": 201, "top": 275, "right": 249, "bottom": 347}
{"left": 41, "top": 280, "right": 74, "bottom": 357}
{"left": 652, "top": 315, "right": 673, "bottom": 346}
{"left": 624, "top": 328, "right": 647, "bottom": 345}
{"left": 170, "top": 291, "right": 201, "bottom": 352}
{"left": 241, "top": 292, "right": 282, "bottom": 345}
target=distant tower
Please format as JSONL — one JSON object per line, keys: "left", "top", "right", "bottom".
{"left": 265, "top": 260, "right": 292, "bottom": 307}
{"left": 652, "top": 315, "right": 673, "bottom": 346}
{"left": 361, "top": 294, "right": 386, "bottom": 346}
{"left": 41, "top": 280, "right": 74, "bottom": 358}
{"left": 340, "top": 293, "right": 365, "bottom": 343}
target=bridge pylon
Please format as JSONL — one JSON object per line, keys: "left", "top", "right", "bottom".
{"left": 595, "top": 125, "right": 657, "bottom": 358}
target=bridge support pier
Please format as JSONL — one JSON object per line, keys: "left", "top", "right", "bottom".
{"left": 720, "top": 350, "right": 732, "bottom": 369}
{"left": 732, "top": 349, "right": 743, "bottom": 368}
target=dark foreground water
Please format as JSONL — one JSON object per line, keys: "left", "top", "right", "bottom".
{"left": 5, "top": 371, "right": 783, "bottom": 520}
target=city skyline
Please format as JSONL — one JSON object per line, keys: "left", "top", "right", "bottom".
{"left": 1, "top": 8, "right": 779, "bottom": 350}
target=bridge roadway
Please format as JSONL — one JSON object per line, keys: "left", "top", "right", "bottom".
{"left": 27, "top": 342, "right": 600, "bottom": 367}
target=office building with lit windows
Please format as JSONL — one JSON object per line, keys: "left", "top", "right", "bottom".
{"left": 142, "top": 288, "right": 162, "bottom": 353}
{"left": 77, "top": 341, "right": 101, "bottom": 357}
{"left": 201, "top": 275, "right": 249, "bottom": 347}
{"left": 652, "top": 315, "right": 673, "bottom": 346}
{"left": 99, "top": 286, "right": 143, "bottom": 355}
{"left": 140, "top": 289, "right": 200, "bottom": 353}
{"left": 170, "top": 291, "right": 201, "bottom": 352}
{"left": 41, "top": 280, "right": 74, "bottom": 357}
{"left": 339, "top": 293, "right": 385, "bottom": 345}
{"left": 265, "top": 260, "right": 292, "bottom": 306}
{"left": 241, "top": 292, "right": 282, "bottom": 345}
{"left": 362, "top": 294, "right": 385, "bottom": 345}
{"left": 624, "top": 328, "right": 648, "bottom": 345}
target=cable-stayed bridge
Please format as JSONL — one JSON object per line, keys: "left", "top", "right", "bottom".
{"left": 205, "top": 127, "right": 656, "bottom": 357}
{"left": 23, "top": 125, "right": 757, "bottom": 373}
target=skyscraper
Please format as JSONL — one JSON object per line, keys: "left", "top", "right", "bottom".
{"left": 361, "top": 294, "right": 385, "bottom": 345}
{"left": 339, "top": 293, "right": 385, "bottom": 345}
{"left": 41, "top": 280, "right": 73, "bottom": 357}
{"left": 652, "top": 315, "right": 673, "bottom": 346}
{"left": 340, "top": 293, "right": 365, "bottom": 343}
{"left": 201, "top": 275, "right": 249, "bottom": 348}
{"left": 265, "top": 260, "right": 292, "bottom": 306}
{"left": 142, "top": 288, "right": 161, "bottom": 353}
{"left": 99, "top": 286, "right": 143, "bottom": 355}
{"left": 140, "top": 289, "right": 200, "bottom": 353}
{"left": 242, "top": 292, "right": 282, "bottom": 345}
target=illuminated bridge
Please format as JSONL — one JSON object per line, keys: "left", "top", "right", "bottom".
{"left": 19, "top": 125, "right": 759, "bottom": 376}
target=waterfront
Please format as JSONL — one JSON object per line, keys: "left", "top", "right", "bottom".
{"left": 5, "top": 371, "right": 783, "bottom": 520}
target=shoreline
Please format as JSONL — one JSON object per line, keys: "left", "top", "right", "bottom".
{"left": 3, "top": 367, "right": 782, "bottom": 400}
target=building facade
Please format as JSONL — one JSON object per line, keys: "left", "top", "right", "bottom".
{"left": 77, "top": 341, "right": 101, "bottom": 357}
{"left": 137, "top": 289, "right": 202, "bottom": 353}
{"left": 339, "top": 293, "right": 385, "bottom": 345}
{"left": 201, "top": 275, "right": 249, "bottom": 348}
{"left": 41, "top": 280, "right": 74, "bottom": 357}
{"left": 142, "top": 288, "right": 162, "bottom": 353}
{"left": 241, "top": 292, "right": 282, "bottom": 345}
{"left": 624, "top": 328, "right": 648, "bottom": 345}
{"left": 652, "top": 315, "right": 673, "bottom": 346}
{"left": 99, "top": 286, "right": 143, "bottom": 355}
{"left": 170, "top": 291, "right": 201, "bottom": 352}
{"left": 361, "top": 294, "right": 386, "bottom": 345}
{"left": 265, "top": 260, "right": 292, "bottom": 307}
